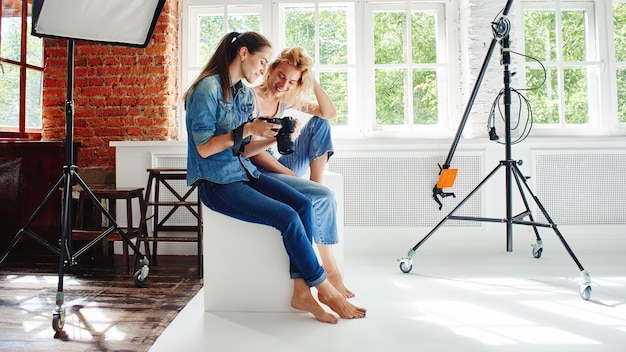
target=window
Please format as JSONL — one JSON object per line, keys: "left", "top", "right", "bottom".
{"left": 0, "top": 0, "right": 44, "bottom": 138}
{"left": 182, "top": 2, "right": 268, "bottom": 92}
{"left": 180, "top": 0, "right": 624, "bottom": 138}
{"left": 615, "top": 0, "right": 626, "bottom": 124}
{"left": 181, "top": 0, "right": 453, "bottom": 138}
{"left": 366, "top": 2, "right": 449, "bottom": 134}
{"left": 521, "top": 1, "right": 601, "bottom": 131}
{"left": 278, "top": 2, "right": 355, "bottom": 127}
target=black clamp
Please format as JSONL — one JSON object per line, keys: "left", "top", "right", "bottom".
{"left": 432, "top": 186, "right": 455, "bottom": 211}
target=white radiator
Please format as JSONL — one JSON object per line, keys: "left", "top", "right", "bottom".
{"left": 532, "top": 151, "right": 626, "bottom": 225}
{"left": 151, "top": 149, "right": 626, "bottom": 229}
{"left": 327, "top": 153, "right": 484, "bottom": 228}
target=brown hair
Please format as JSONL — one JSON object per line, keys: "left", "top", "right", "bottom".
{"left": 184, "top": 31, "right": 271, "bottom": 107}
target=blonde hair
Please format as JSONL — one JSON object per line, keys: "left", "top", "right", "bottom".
{"left": 260, "top": 46, "right": 314, "bottom": 111}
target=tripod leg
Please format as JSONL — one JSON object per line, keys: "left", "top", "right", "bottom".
{"left": 73, "top": 174, "right": 150, "bottom": 285}
{"left": 0, "top": 175, "right": 67, "bottom": 263}
{"left": 53, "top": 167, "right": 75, "bottom": 335}
{"left": 511, "top": 166, "right": 543, "bottom": 258}
{"left": 512, "top": 164, "right": 592, "bottom": 300}
{"left": 398, "top": 163, "right": 505, "bottom": 273}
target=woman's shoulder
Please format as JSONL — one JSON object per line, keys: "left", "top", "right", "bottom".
{"left": 192, "top": 75, "right": 223, "bottom": 99}
{"left": 196, "top": 74, "right": 221, "bottom": 89}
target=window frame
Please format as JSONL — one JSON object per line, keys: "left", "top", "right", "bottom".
{"left": 275, "top": 1, "right": 358, "bottom": 134}
{"left": 516, "top": 0, "right": 616, "bottom": 136}
{"left": 611, "top": 0, "right": 626, "bottom": 127}
{"left": 0, "top": 0, "right": 44, "bottom": 139}
{"left": 179, "top": 0, "right": 624, "bottom": 140}
{"left": 363, "top": 1, "right": 453, "bottom": 138}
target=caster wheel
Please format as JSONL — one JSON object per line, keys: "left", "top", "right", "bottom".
{"left": 134, "top": 270, "right": 146, "bottom": 285}
{"left": 532, "top": 246, "right": 543, "bottom": 258}
{"left": 399, "top": 261, "right": 413, "bottom": 273}
{"left": 52, "top": 313, "right": 64, "bottom": 332}
{"left": 579, "top": 285, "right": 591, "bottom": 300}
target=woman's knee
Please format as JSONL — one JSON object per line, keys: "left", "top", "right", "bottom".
{"left": 310, "top": 116, "right": 331, "bottom": 133}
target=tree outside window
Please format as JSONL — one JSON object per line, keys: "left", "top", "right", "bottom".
{"left": 369, "top": 2, "right": 445, "bottom": 130}
{"left": 0, "top": 0, "right": 44, "bottom": 138}
{"left": 183, "top": 4, "right": 263, "bottom": 93}
{"left": 522, "top": 1, "right": 599, "bottom": 127}
{"left": 280, "top": 2, "right": 354, "bottom": 127}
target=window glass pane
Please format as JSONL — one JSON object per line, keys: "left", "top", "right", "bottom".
{"left": 526, "top": 67, "right": 560, "bottom": 124}
{"left": 563, "top": 67, "right": 588, "bottom": 123}
{"left": 284, "top": 6, "right": 315, "bottom": 61}
{"left": 321, "top": 71, "right": 348, "bottom": 125}
{"left": 228, "top": 11, "right": 260, "bottom": 33}
{"left": 618, "top": 68, "right": 626, "bottom": 123}
{"left": 1, "top": 8, "right": 22, "bottom": 62}
{"left": 562, "top": 10, "right": 586, "bottom": 62}
{"left": 26, "top": 68, "right": 43, "bottom": 129}
{"left": 615, "top": 3, "right": 626, "bottom": 61}
{"left": 524, "top": 10, "right": 556, "bottom": 62}
{"left": 319, "top": 6, "right": 347, "bottom": 65}
{"left": 411, "top": 11, "right": 436, "bottom": 64}
{"left": 413, "top": 70, "right": 437, "bottom": 124}
{"left": 199, "top": 15, "right": 224, "bottom": 65}
{"left": 0, "top": 63, "right": 19, "bottom": 128}
{"left": 196, "top": 7, "right": 261, "bottom": 69}
{"left": 374, "top": 11, "right": 405, "bottom": 64}
{"left": 26, "top": 16, "right": 43, "bottom": 67}
{"left": 375, "top": 69, "right": 406, "bottom": 125}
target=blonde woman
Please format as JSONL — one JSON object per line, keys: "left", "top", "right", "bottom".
{"left": 251, "top": 47, "right": 354, "bottom": 298}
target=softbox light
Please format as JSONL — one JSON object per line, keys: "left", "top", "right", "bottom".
{"left": 32, "top": 0, "right": 165, "bottom": 48}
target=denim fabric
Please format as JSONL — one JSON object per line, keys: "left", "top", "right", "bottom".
{"left": 185, "top": 75, "right": 259, "bottom": 187}
{"left": 263, "top": 172, "right": 339, "bottom": 245}
{"left": 198, "top": 175, "right": 327, "bottom": 287}
{"left": 278, "top": 116, "right": 335, "bottom": 176}
{"left": 254, "top": 117, "right": 339, "bottom": 245}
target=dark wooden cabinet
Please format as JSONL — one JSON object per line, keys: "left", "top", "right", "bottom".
{"left": 0, "top": 141, "right": 71, "bottom": 257}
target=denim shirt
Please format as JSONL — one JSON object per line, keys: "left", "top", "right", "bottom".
{"left": 185, "top": 74, "right": 260, "bottom": 186}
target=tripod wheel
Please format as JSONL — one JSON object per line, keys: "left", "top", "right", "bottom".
{"left": 52, "top": 313, "right": 64, "bottom": 332}
{"left": 579, "top": 285, "right": 591, "bottom": 300}
{"left": 532, "top": 245, "right": 543, "bottom": 258}
{"left": 399, "top": 261, "right": 413, "bottom": 273}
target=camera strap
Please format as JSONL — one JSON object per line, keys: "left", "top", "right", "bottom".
{"left": 231, "top": 123, "right": 245, "bottom": 156}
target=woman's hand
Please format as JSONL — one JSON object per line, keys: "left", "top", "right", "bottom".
{"left": 246, "top": 118, "right": 280, "bottom": 139}
{"left": 291, "top": 118, "right": 302, "bottom": 140}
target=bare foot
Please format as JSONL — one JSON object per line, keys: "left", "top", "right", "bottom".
{"left": 316, "top": 281, "right": 366, "bottom": 320}
{"left": 291, "top": 283, "right": 338, "bottom": 324}
{"left": 328, "top": 273, "right": 355, "bottom": 299}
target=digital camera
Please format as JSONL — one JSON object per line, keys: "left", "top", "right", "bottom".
{"left": 260, "top": 116, "right": 295, "bottom": 155}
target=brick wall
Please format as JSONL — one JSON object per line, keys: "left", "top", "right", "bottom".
{"left": 41, "top": 0, "right": 179, "bottom": 184}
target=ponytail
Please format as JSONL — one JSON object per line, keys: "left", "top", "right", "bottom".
{"left": 184, "top": 31, "right": 271, "bottom": 107}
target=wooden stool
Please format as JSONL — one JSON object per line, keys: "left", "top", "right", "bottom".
{"left": 142, "top": 168, "right": 202, "bottom": 277}
{"left": 72, "top": 187, "right": 149, "bottom": 274}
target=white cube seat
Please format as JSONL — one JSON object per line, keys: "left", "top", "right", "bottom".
{"left": 203, "top": 172, "right": 343, "bottom": 312}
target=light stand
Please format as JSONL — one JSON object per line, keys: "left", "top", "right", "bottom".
{"left": 397, "top": 0, "right": 592, "bottom": 300}
{"left": 0, "top": 0, "right": 165, "bottom": 335}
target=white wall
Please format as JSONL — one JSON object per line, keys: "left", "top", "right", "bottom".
{"left": 111, "top": 137, "right": 626, "bottom": 260}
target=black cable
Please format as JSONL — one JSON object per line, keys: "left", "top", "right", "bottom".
{"left": 487, "top": 50, "right": 546, "bottom": 144}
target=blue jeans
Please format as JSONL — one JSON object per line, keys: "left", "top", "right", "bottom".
{"left": 261, "top": 117, "right": 339, "bottom": 245}
{"left": 263, "top": 172, "right": 338, "bottom": 245}
{"left": 198, "top": 174, "right": 327, "bottom": 287}
{"left": 278, "top": 116, "right": 334, "bottom": 177}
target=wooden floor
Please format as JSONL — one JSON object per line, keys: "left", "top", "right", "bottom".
{"left": 0, "top": 251, "right": 202, "bottom": 352}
